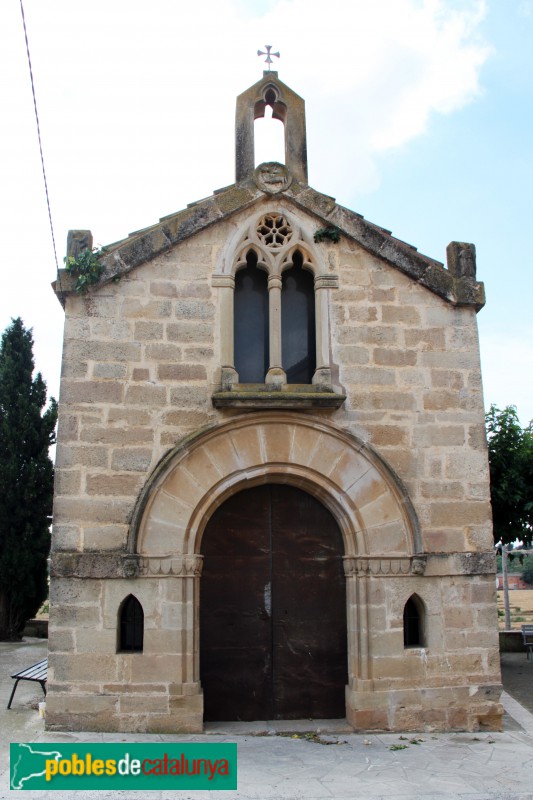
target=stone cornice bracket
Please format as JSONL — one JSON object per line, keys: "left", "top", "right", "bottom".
{"left": 411, "top": 555, "right": 427, "bottom": 575}
{"left": 122, "top": 555, "right": 140, "bottom": 579}
{"left": 49, "top": 553, "right": 204, "bottom": 579}
{"left": 67, "top": 229, "right": 93, "bottom": 259}
{"left": 211, "top": 274, "right": 235, "bottom": 288}
{"left": 445, "top": 241, "right": 485, "bottom": 310}
{"left": 139, "top": 555, "right": 204, "bottom": 577}
{"left": 315, "top": 275, "right": 339, "bottom": 290}
{"left": 455, "top": 552, "right": 495, "bottom": 575}
{"left": 50, "top": 552, "right": 124, "bottom": 579}
{"left": 343, "top": 556, "right": 427, "bottom": 577}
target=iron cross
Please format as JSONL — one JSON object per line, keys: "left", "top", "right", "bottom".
{"left": 257, "top": 45, "right": 280, "bottom": 71}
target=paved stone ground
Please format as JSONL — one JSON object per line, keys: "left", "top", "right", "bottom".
{"left": 1, "top": 639, "right": 533, "bottom": 800}
{"left": 501, "top": 652, "right": 533, "bottom": 713}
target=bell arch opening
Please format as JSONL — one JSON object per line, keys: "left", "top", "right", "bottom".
{"left": 254, "top": 104, "right": 285, "bottom": 166}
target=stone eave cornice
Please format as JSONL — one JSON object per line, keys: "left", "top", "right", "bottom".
{"left": 53, "top": 176, "right": 485, "bottom": 310}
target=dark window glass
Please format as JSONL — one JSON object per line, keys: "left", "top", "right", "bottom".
{"left": 281, "top": 251, "right": 316, "bottom": 383}
{"left": 119, "top": 595, "right": 144, "bottom": 652}
{"left": 234, "top": 251, "right": 269, "bottom": 383}
{"left": 403, "top": 596, "right": 423, "bottom": 647}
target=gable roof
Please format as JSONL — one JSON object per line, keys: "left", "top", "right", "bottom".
{"left": 54, "top": 171, "right": 485, "bottom": 310}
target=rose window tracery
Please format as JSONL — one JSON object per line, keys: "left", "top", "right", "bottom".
{"left": 256, "top": 214, "right": 293, "bottom": 248}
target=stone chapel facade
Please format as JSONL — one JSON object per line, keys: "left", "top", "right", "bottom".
{"left": 47, "top": 72, "right": 503, "bottom": 732}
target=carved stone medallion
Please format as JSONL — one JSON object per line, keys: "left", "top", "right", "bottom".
{"left": 254, "top": 162, "right": 292, "bottom": 194}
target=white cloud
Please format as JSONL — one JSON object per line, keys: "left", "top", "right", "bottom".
{"left": 277, "top": 0, "right": 491, "bottom": 199}
{"left": 11, "top": 0, "right": 491, "bottom": 238}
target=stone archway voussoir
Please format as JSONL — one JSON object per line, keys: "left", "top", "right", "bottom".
{"left": 363, "top": 521, "right": 410, "bottom": 556}
{"left": 133, "top": 413, "right": 419, "bottom": 559}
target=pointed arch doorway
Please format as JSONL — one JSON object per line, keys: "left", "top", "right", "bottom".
{"left": 200, "top": 483, "right": 347, "bottom": 721}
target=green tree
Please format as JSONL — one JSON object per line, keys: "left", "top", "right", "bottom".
{"left": 486, "top": 405, "right": 533, "bottom": 547}
{"left": 0, "top": 318, "right": 57, "bottom": 640}
{"left": 522, "top": 563, "right": 533, "bottom": 586}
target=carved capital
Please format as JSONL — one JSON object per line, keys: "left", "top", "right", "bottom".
{"left": 139, "top": 555, "right": 203, "bottom": 577}
{"left": 267, "top": 275, "right": 283, "bottom": 291}
{"left": 343, "top": 556, "right": 427, "bottom": 577}
{"left": 343, "top": 557, "right": 359, "bottom": 576}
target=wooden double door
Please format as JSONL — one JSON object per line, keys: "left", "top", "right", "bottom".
{"left": 200, "top": 484, "right": 347, "bottom": 721}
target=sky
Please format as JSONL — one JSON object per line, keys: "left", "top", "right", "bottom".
{"left": 1, "top": 0, "right": 532, "bottom": 425}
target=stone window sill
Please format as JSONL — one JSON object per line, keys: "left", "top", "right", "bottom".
{"left": 212, "top": 385, "right": 346, "bottom": 409}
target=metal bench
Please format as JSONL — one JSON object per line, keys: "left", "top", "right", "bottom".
{"left": 521, "top": 625, "right": 533, "bottom": 662}
{"left": 7, "top": 658, "right": 48, "bottom": 709}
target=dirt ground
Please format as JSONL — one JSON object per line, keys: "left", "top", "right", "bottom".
{"left": 497, "top": 588, "right": 533, "bottom": 629}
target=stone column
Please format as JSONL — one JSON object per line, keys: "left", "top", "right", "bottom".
{"left": 265, "top": 274, "right": 286, "bottom": 388}
{"left": 143, "top": 555, "right": 204, "bottom": 730}
{"left": 312, "top": 275, "right": 337, "bottom": 389}
{"left": 343, "top": 557, "right": 359, "bottom": 691}
{"left": 212, "top": 275, "right": 238, "bottom": 389}
{"left": 343, "top": 557, "right": 372, "bottom": 690}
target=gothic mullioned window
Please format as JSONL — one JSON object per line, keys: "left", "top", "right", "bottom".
{"left": 236, "top": 213, "right": 314, "bottom": 387}
{"left": 212, "top": 211, "right": 342, "bottom": 409}
{"left": 212, "top": 210, "right": 343, "bottom": 407}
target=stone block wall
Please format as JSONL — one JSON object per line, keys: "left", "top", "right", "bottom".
{"left": 47, "top": 201, "right": 501, "bottom": 732}
{"left": 53, "top": 205, "right": 491, "bottom": 557}
{"left": 327, "top": 236, "right": 492, "bottom": 555}
{"left": 53, "top": 230, "right": 222, "bottom": 556}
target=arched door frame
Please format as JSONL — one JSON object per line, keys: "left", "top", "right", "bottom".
{"left": 128, "top": 413, "right": 422, "bottom": 709}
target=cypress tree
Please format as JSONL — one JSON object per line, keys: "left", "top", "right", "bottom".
{"left": 0, "top": 318, "right": 57, "bottom": 640}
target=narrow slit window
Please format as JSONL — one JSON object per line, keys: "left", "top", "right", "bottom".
{"left": 119, "top": 595, "right": 144, "bottom": 652}
{"left": 403, "top": 595, "right": 424, "bottom": 648}
{"left": 281, "top": 251, "right": 316, "bottom": 383}
{"left": 234, "top": 251, "right": 269, "bottom": 383}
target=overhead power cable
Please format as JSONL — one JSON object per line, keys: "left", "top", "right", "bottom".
{"left": 19, "top": 0, "right": 60, "bottom": 279}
